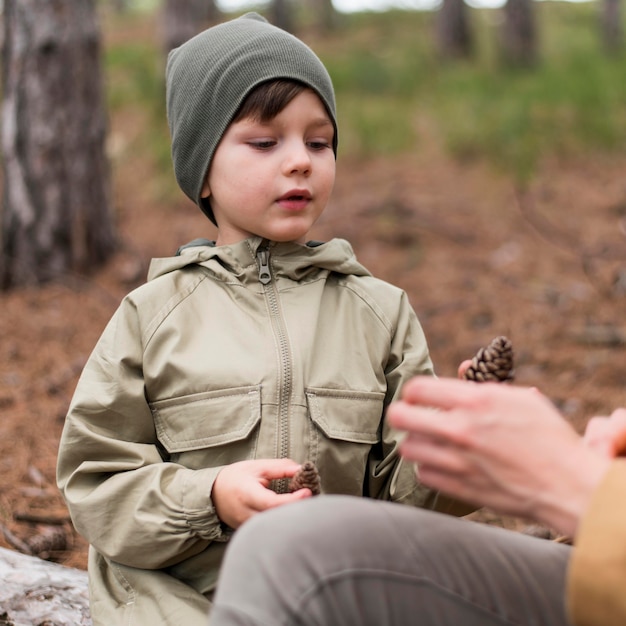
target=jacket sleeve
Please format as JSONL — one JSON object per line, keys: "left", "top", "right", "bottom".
{"left": 56, "top": 297, "right": 229, "bottom": 571}
{"left": 366, "top": 290, "right": 476, "bottom": 517}
{"left": 567, "top": 460, "right": 626, "bottom": 626}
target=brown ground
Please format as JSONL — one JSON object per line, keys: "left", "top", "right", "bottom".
{"left": 1, "top": 20, "right": 626, "bottom": 572}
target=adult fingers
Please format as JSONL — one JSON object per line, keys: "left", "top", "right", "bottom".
{"left": 400, "top": 376, "right": 501, "bottom": 410}
{"left": 584, "top": 416, "right": 610, "bottom": 442}
{"left": 584, "top": 413, "right": 626, "bottom": 457}
{"left": 610, "top": 408, "right": 626, "bottom": 421}
{"left": 457, "top": 360, "right": 472, "bottom": 379}
{"left": 387, "top": 401, "right": 470, "bottom": 445}
{"left": 399, "top": 434, "right": 469, "bottom": 474}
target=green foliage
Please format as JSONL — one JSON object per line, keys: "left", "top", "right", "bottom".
{"left": 321, "top": 9, "right": 437, "bottom": 158}
{"left": 429, "top": 2, "right": 626, "bottom": 181}
{"left": 322, "top": 2, "right": 626, "bottom": 180}
{"left": 103, "top": 2, "right": 626, "bottom": 185}
{"left": 103, "top": 17, "right": 174, "bottom": 199}
{"left": 105, "top": 41, "right": 163, "bottom": 113}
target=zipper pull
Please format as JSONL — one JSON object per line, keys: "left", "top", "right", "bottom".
{"left": 257, "top": 248, "right": 271, "bottom": 285}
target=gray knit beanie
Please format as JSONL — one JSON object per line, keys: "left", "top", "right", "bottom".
{"left": 166, "top": 12, "right": 338, "bottom": 224}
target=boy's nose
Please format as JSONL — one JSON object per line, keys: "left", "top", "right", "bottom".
{"left": 283, "top": 144, "right": 312, "bottom": 176}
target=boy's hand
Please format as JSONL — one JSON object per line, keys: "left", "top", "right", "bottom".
{"left": 212, "top": 459, "right": 312, "bottom": 529}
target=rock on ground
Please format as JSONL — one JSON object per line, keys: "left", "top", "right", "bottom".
{"left": 0, "top": 547, "right": 91, "bottom": 625}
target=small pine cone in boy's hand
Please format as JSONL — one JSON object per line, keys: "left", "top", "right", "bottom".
{"left": 289, "top": 461, "right": 321, "bottom": 495}
{"left": 463, "top": 336, "right": 515, "bottom": 383}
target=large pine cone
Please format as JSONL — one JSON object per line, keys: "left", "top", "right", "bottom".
{"left": 289, "top": 461, "right": 321, "bottom": 496}
{"left": 463, "top": 336, "right": 514, "bottom": 383}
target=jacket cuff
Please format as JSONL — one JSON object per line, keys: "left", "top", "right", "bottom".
{"left": 567, "top": 460, "right": 626, "bottom": 626}
{"left": 182, "top": 467, "right": 232, "bottom": 542}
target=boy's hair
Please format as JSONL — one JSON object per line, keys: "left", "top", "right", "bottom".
{"left": 233, "top": 79, "right": 307, "bottom": 125}
{"left": 166, "top": 13, "right": 338, "bottom": 226}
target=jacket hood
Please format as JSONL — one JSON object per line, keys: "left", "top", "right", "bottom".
{"left": 147, "top": 237, "right": 371, "bottom": 283}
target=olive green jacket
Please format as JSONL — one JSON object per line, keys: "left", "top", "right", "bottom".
{"left": 57, "top": 236, "right": 470, "bottom": 625}
{"left": 568, "top": 460, "right": 626, "bottom": 625}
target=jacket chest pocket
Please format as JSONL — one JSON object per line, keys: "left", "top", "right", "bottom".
{"left": 150, "top": 386, "right": 262, "bottom": 469}
{"left": 305, "top": 388, "right": 384, "bottom": 496}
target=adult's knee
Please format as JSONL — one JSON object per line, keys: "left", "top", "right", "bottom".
{"left": 233, "top": 496, "right": 348, "bottom": 555}
{"left": 215, "top": 497, "right": 355, "bottom": 613}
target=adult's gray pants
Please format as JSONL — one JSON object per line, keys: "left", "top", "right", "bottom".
{"left": 211, "top": 495, "right": 572, "bottom": 626}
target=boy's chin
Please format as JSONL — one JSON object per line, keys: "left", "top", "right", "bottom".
{"left": 270, "top": 232, "right": 309, "bottom": 243}
{"left": 261, "top": 225, "right": 314, "bottom": 244}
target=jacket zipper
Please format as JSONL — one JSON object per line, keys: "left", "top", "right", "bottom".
{"left": 256, "top": 243, "right": 292, "bottom": 493}
{"left": 257, "top": 248, "right": 271, "bottom": 285}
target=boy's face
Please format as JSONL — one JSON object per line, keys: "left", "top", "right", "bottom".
{"left": 201, "top": 89, "right": 336, "bottom": 245}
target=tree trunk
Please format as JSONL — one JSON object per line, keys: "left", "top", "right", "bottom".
{"left": 203, "top": 0, "right": 221, "bottom": 23}
{"left": 310, "top": 0, "right": 338, "bottom": 33}
{"left": 1, "top": 0, "right": 115, "bottom": 290}
{"left": 601, "top": 0, "right": 623, "bottom": 54}
{"left": 161, "top": 0, "right": 220, "bottom": 53}
{"left": 162, "top": 0, "right": 198, "bottom": 53}
{"left": 271, "top": 0, "right": 295, "bottom": 34}
{"left": 501, "top": 0, "right": 537, "bottom": 66}
{"left": 436, "top": 0, "right": 473, "bottom": 60}
{"left": 112, "top": 0, "right": 130, "bottom": 13}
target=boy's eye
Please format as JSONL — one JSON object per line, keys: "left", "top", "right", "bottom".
{"left": 308, "top": 140, "right": 332, "bottom": 151}
{"left": 248, "top": 140, "right": 276, "bottom": 150}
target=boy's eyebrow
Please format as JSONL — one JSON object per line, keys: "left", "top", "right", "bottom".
{"left": 309, "top": 117, "right": 334, "bottom": 129}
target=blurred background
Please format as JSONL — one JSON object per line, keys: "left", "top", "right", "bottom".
{"left": 0, "top": 0, "right": 625, "bottom": 568}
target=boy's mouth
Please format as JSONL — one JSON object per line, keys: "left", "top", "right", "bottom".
{"left": 279, "top": 189, "right": 311, "bottom": 202}
{"left": 278, "top": 189, "right": 312, "bottom": 211}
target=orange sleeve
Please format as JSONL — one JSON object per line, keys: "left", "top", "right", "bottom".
{"left": 567, "top": 460, "right": 626, "bottom": 626}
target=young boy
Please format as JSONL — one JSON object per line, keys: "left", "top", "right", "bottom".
{"left": 57, "top": 13, "right": 472, "bottom": 625}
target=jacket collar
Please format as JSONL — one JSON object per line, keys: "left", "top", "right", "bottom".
{"left": 147, "top": 237, "right": 371, "bottom": 283}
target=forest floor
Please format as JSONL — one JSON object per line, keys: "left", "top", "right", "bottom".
{"left": 1, "top": 74, "right": 626, "bottom": 570}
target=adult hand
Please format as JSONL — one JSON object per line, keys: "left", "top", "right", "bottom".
{"left": 387, "top": 377, "right": 611, "bottom": 536}
{"left": 212, "top": 459, "right": 312, "bottom": 529}
{"left": 584, "top": 408, "right": 626, "bottom": 458}
{"left": 457, "top": 359, "right": 471, "bottom": 379}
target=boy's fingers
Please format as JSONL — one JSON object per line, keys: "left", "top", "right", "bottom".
{"left": 249, "top": 486, "right": 311, "bottom": 512}
{"left": 254, "top": 458, "right": 301, "bottom": 479}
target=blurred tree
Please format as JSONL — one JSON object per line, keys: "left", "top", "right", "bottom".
{"left": 501, "top": 0, "right": 537, "bottom": 66}
{"left": 0, "top": 0, "right": 116, "bottom": 290}
{"left": 436, "top": 0, "right": 473, "bottom": 59}
{"left": 161, "top": 0, "right": 221, "bottom": 53}
{"left": 309, "top": 0, "right": 337, "bottom": 33}
{"left": 271, "top": 0, "right": 337, "bottom": 34}
{"left": 202, "top": 0, "right": 221, "bottom": 23}
{"left": 112, "top": 0, "right": 130, "bottom": 12}
{"left": 271, "top": 0, "right": 295, "bottom": 33}
{"left": 601, "top": 0, "right": 623, "bottom": 53}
